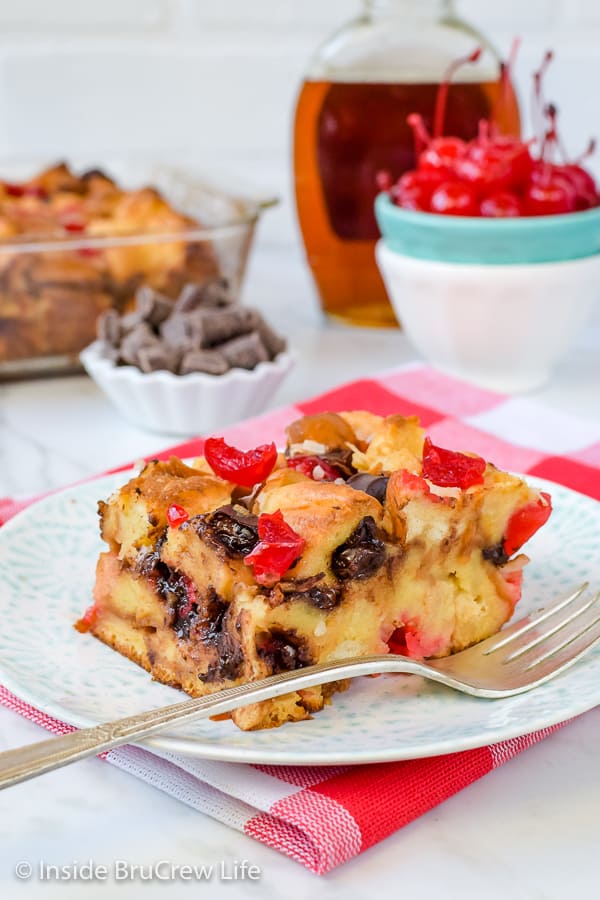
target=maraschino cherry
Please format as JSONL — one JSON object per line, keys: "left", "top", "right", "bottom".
{"left": 377, "top": 43, "right": 598, "bottom": 218}
{"left": 480, "top": 191, "right": 523, "bottom": 217}
{"left": 525, "top": 164, "right": 577, "bottom": 215}
{"left": 430, "top": 181, "right": 478, "bottom": 216}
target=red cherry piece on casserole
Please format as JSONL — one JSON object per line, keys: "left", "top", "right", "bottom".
{"left": 244, "top": 510, "right": 306, "bottom": 586}
{"left": 286, "top": 455, "right": 341, "bottom": 481}
{"left": 204, "top": 437, "right": 278, "bottom": 488}
{"left": 3, "top": 182, "right": 25, "bottom": 197}
{"left": 167, "top": 503, "right": 189, "bottom": 528}
{"left": 504, "top": 491, "right": 552, "bottom": 556}
{"left": 397, "top": 469, "right": 435, "bottom": 497}
{"left": 62, "top": 217, "right": 87, "bottom": 233}
{"left": 178, "top": 575, "right": 198, "bottom": 619}
{"left": 422, "top": 436, "right": 486, "bottom": 489}
{"left": 74, "top": 603, "right": 99, "bottom": 633}
{"left": 24, "top": 183, "right": 48, "bottom": 199}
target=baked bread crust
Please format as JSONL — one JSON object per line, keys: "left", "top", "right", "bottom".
{"left": 0, "top": 163, "right": 219, "bottom": 363}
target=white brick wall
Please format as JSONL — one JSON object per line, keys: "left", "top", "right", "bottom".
{"left": 0, "top": 0, "right": 166, "bottom": 31}
{"left": 0, "top": 0, "right": 597, "bottom": 247}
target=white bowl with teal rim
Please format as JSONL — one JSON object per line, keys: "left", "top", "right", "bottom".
{"left": 375, "top": 194, "right": 600, "bottom": 393}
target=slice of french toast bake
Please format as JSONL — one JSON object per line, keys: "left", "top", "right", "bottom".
{"left": 79, "top": 410, "right": 552, "bottom": 730}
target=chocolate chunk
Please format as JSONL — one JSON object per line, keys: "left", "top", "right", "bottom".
{"left": 162, "top": 307, "right": 246, "bottom": 351}
{"left": 276, "top": 577, "right": 341, "bottom": 610}
{"left": 300, "top": 585, "right": 340, "bottom": 609}
{"left": 251, "top": 311, "right": 287, "bottom": 358}
{"left": 120, "top": 311, "right": 146, "bottom": 333}
{"left": 194, "top": 505, "right": 259, "bottom": 557}
{"left": 347, "top": 473, "right": 390, "bottom": 504}
{"left": 119, "top": 323, "right": 159, "bottom": 366}
{"left": 176, "top": 278, "right": 233, "bottom": 312}
{"left": 231, "top": 480, "right": 263, "bottom": 511}
{"left": 201, "top": 277, "right": 234, "bottom": 307}
{"left": 135, "top": 531, "right": 168, "bottom": 578}
{"left": 256, "top": 628, "right": 312, "bottom": 673}
{"left": 135, "top": 285, "right": 174, "bottom": 326}
{"left": 160, "top": 309, "right": 210, "bottom": 350}
{"left": 219, "top": 331, "right": 269, "bottom": 369}
{"left": 157, "top": 568, "right": 244, "bottom": 680}
{"left": 156, "top": 569, "right": 199, "bottom": 640}
{"left": 156, "top": 568, "right": 240, "bottom": 680}
{"left": 198, "top": 633, "right": 244, "bottom": 682}
{"left": 321, "top": 448, "right": 357, "bottom": 479}
{"left": 483, "top": 542, "right": 509, "bottom": 566}
{"left": 96, "top": 278, "right": 286, "bottom": 378}
{"left": 198, "top": 587, "right": 229, "bottom": 645}
{"left": 174, "top": 283, "right": 207, "bottom": 313}
{"left": 179, "top": 349, "right": 229, "bottom": 376}
{"left": 199, "top": 307, "right": 256, "bottom": 346}
{"left": 332, "top": 516, "right": 386, "bottom": 580}
{"left": 97, "top": 308, "right": 121, "bottom": 345}
{"left": 159, "top": 313, "right": 198, "bottom": 349}
{"left": 137, "top": 343, "right": 180, "bottom": 373}
{"left": 197, "top": 591, "right": 244, "bottom": 682}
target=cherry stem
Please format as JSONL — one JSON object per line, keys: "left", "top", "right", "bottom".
{"left": 407, "top": 113, "right": 432, "bottom": 157}
{"left": 433, "top": 46, "right": 482, "bottom": 138}
{"left": 540, "top": 130, "right": 556, "bottom": 167}
{"left": 540, "top": 161, "right": 554, "bottom": 187}
{"left": 507, "top": 36, "right": 521, "bottom": 75}
{"left": 574, "top": 137, "right": 597, "bottom": 165}
{"left": 532, "top": 50, "right": 554, "bottom": 148}
{"left": 544, "top": 102, "right": 568, "bottom": 162}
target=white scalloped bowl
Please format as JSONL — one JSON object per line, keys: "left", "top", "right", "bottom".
{"left": 80, "top": 341, "right": 295, "bottom": 436}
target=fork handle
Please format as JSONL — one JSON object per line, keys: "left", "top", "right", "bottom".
{"left": 0, "top": 655, "right": 427, "bottom": 790}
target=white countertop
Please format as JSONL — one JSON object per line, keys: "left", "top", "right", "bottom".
{"left": 0, "top": 242, "right": 599, "bottom": 898}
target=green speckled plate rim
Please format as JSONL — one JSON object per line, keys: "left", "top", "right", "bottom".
{"left": 0, "top": 470, "right": 598, "bottom": 765}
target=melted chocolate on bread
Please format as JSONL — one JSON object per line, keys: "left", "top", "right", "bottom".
{"left": 332, "top": 516, "right": 386, "bottom": 580}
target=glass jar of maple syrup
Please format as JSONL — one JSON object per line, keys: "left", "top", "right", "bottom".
{"left": 293, "top": 0, "right": 521, "bottom": 327}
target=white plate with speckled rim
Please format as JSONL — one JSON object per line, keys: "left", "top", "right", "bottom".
{"left": 0, "top": 470, "right": 598, "bottom": 765}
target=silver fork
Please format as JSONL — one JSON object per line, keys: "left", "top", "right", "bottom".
{"left": 0, "top": 583, "right": 598, "bottom": 791}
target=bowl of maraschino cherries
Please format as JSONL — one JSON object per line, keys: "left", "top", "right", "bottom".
{"left": 375, "top": 47, "right": 600, "bottom": 393}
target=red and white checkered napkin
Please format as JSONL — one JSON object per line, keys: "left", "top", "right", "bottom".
{"left": 2, "top": 364, "right": 600, "bottom": 875}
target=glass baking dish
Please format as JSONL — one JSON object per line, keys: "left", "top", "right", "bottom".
{"left": 0, "top": 161, "right": 277, "bottom": 379}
